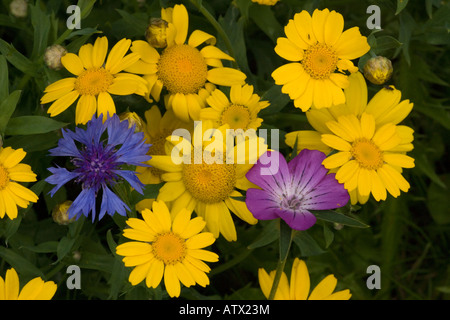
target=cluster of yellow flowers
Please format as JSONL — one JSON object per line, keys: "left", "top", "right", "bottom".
{"left": 0, "top": 3, "right": 415, "bottom": 300}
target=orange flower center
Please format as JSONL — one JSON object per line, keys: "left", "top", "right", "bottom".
{"left": 220, "top": 104, "right": 252, "bottom": 130}
{"left": 302, "top": 43, "right": 338, "bottom": 80}
{"left": 152, "top": 232, "right": 187, "bottom": 265}
{"left": 351, "top": 138, "right": 384, "bottom": 170}
{"left": 0, "top": 165, "right": 9, "bottom": 190}
{"left": 74, "top": 67, "right": 114, "bottom": 96}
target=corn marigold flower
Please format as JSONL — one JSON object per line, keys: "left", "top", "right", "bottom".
{"left": 136, "top": 105, "right": 193, "bottom": 185}
{"left": 125, "top": 4, "right": 247, "bottom": 123}
{"left": 272, "top": 9, "right": 370, "bottom": 111}
{"left": 200, "top": 84, "right": 269, "bottom": 131}
{"left": 148, "top": 120, "right": 267, "bottom": 241}
{"left": 0, "top": 147, "right": 39, "bottom": 220}
{"left": 0, "top": 268, "right": 57, "bottom": 300}
{"left": 245, "top": 149, "right": 349, "bottom": 231}
{"left": 116, "top": 200, "right": 218, "bottom": 298}
{"left": 45, "top": 114, "right": 151, "bottom": 221}
{"left": 40, "top": 37, "right": 148, "bottom": 125}
{"left": 258, "top": 258, "right": 351, "bottom": 300}
{"left": 285, "top": 72, "right": 415, "bottom": 204}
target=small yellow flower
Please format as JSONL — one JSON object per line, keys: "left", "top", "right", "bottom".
{"left": 116, "top": 200, "right": 218, "bottom": 298}
{"left": 146, "top": 18, "right": 169, "bottom": 48}
{"left": 40, "top": 37, "right": 148, "bottom": 124}
{"left": 272, "top": 9, "right": 370, "bottom": 111}
{"left": 363, "top": 56, "right": 393, "bottom": 85}
{"left": 0, "top": 268, "right": 57, "bottom": 300}
{"left": 0, "top": 147, "right": 38, "bottom": 220}
{"left": 200, "top": 84, "right": 269, "bottom": 131}
{"left": 258, "top": 258, "right": 351, "bottom": 300}
{"left": 125, "top": 4, "right": 247, "bottom": 123}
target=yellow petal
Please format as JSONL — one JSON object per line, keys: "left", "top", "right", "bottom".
{"left": 47, "top": 90, "right": 79, "bottom": 117}
{"left": 308, "top": 274, "right": 337, "bottom": 300}
{"left": 188, "top": 29, "right": 216, "bottom": 47}
{"left": 61, "top": 53, "right": 85, "bottom": 76}
{"left": 172, "top": 4, "right": 189, "bottom": 45}
{"left": 92, "top": 37, "right": 108, "bottom": 68}
{"left": 207, "top": 67, "right": 246, "bottom": 87}
{"left": 75, "top": 94, "right": 97, "bottom": 125}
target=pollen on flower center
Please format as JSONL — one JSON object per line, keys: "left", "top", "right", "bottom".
{"left": 302, "top": 43, "right": 338, "bottom": 80}
{"left": 351, "top": 138, "right": 384, "bottom": 170}
{"left": 152, "top": 232, "right": 187, "bottom": 265}
{"left": 157, "top": 44, "right": 208, "bottom": 94}
{"left": 182, "top": 152, "right": 237, "bottom": 203}
{"left": 74, "top": 67, "right": 114, "bottom": 96}
{"left": 0, "top": 165, "right": 10, "bottom": 190}
{"left": 221, "top": 104, "right": 251, "bottom": 130}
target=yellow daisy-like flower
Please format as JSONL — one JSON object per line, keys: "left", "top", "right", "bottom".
{"left": 272, "top": 9, "right": 370, "bottom": 111}
{"left": 199, "top": 84, "right": 269, "bottom": 131}
{"left": 148, "top": 120, "right": 267, "bottom": 241}
{"left": 40, "top": 37, "right": 148, "bottom": 124}
{"left": 125, "top": 4, "right": 247, "bottom": 123}
{"left": 285, "top": 72, "right": 415, "bottom": 204}
{"left": 258, "top": 258, "right": 351, "bottom": 300}
{"left": 116, "top": 200, "right": 218, "bottom": 298}
{"left": 0, "top": 147, "right": 39, "bottom": 219}
{"left": 136, "top": 105, "right": 193, "bottom": 185}
{"left": 0, "top": 268, "right": 57, "bottom": 300}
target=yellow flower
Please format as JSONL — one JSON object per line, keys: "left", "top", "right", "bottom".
{"left": 285, "top": 72, "right": 415, "bottom": 204}
{"left": 0, "top": 147, "right": 39, "bottom": 219}
{"left": 200, "top": 84, "right": 269, "bottom": 131}
{"left": 272, "top": 9, "right": 370, "bottom": 111}
{"left": 116, "top": 200, "right": 218, "bottom": 298}
{"left": 251, "top": 0, "right": 280, "bottom": 5}
{"left": 148, "top": 120, "right": 267, "bottom": 241}
{"left": 0, "top": 268, "right": 57, "bottom": 300}
{"left": 125, "top": 4, "right": 247, "bottom": 123}
{"left": 258, "top": 258, "right": 351, "bottom": 300}
{"left": 136, "top": 105, "right": 193, "bottom": 185}
{"left": 40, "top": 37, "right": 148, "bottom": 124}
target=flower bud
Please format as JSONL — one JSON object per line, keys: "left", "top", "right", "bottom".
{"left": 251, "top": 0, "right": 280, "bottom": 5}
{"left": 44, "top": 44, "right": 67, "bottom": 71}
{"left": 52, "top": 201, "right": 75, "bottom": 225}
{"left": 119, "top": 111, "right": 145, "bottom": 133}
{"left": 363, "top": 56, "right": 393, "bottom": 85}
{"left": 145, "top": 18, "right": 169, "bottom": 48}
{"left": 10, "top": 0, "right": 28, "bottom": 18}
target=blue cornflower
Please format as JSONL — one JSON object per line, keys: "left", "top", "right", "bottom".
{"left": 46, "top": 114, "right": 151, "bottom": 221}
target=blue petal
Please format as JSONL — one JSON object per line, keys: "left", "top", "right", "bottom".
{"left": 67, "top": 188, "right": 97, "bottom": 221}
{"left": 99, "top": 184, "right": 129, "bottom": 220}
{"left": 114, "top": 169, "right": 145, "bottom": 194}
{"left": 45, "top": 167, "right": 80, "bottom": 196}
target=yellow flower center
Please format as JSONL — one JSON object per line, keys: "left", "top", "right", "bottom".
{"left": 302, "top": 43, "right": 338, "bottom": 80}
{"left": 0, "top": 165, "right": 10, "bottom": 190}
{"left": 152, "top": 232, "right": 187, "bottom": 265}
{"left": 158, "top": 44, "right": 208, "bottom": 94}
{"left": 182, "top": 150, "right": 236, "bottom": 203}
{"left": 74, "top": 67, "right": 114, "bottom": 96}
{"left": 351, "top": 138, "right": 384, "bottom": 170}
{"left": 220, "top": 104, "right": 251, "bottom": 130}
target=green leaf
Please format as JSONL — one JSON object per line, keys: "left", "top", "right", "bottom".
{"left": 30, "top": 3, "right": 50, "bottom": 59}
{"left": 372, "top": 35, "right": 403, "bottom": 55}
{"left": 0, "top": 246, "right": 44, "bottom": 278}
{"left": 5, "top": 116, "right": 68, "bottom": 135}
{"left": 56, "top": 236, "right": 76, "bottom": 262}
{"left": 427, "top": 174, "right": 450, "bottom": 224}
{"left": 20, "top": 241, "right": 59, "bottom": 253}
{"left": 249, "top": 4, "right": 283, "bottom": 43}
{"left": 293, "top": 230, "right": 326, "bottom": 257}
{"left": 314, "top": 210, "right": 370, "bottom": 228}
{"left": 279, "top": 220, "right": 293, "bottom": 261}
{"left": 247, "top": 220, "right": 278, "bottom": 250}
{"left": 259, "top": 85, "right": 291, "bottom": 116}
{"left": 322, "top": 223, "right": 334, "bottom": 248}
{"left": 395, "top": 0, "right": 409, "bottom": 15}
{"left": 0, "top": 39, "right": 37, "bottom": 75}
{"left": 0, "top": 55, "right": 8, "bottom": 101}
{"left": 0, "top": 90, "right": 22, "bottom": 135}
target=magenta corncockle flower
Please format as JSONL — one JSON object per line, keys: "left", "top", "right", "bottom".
{"left": 245, "top": 149, "right": 349, "bottom": 231}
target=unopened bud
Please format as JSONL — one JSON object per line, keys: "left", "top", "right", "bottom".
{"left": 363, "top": 56, "right": 393, "bottom": 85}
{"left": 145, "top": 18, "right": 169, "bottom": 48}
{"left": 119, "top": 111, "right": 145, "bottom": 133}
{"left": 251, "top": 0, "right": 280, "bottom": 5}
{"left": 44, "top": 44, "right": 67, "bottom": 70}
{"left": 10, "top": 0, "right": 28, "bottom": 18}
{"left": 52, "top": 201, "right": 75, "bottom": 225}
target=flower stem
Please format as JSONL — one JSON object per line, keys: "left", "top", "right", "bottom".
{"left": 268, "top": 220, "right": 294, "bottom": 300}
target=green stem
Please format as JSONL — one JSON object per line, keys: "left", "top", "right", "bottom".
{"left": 268, "top": 254, "right": 288, "bottom": 300}
{"left": 187, "top": 0, "right": 238, "bottom": 68}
